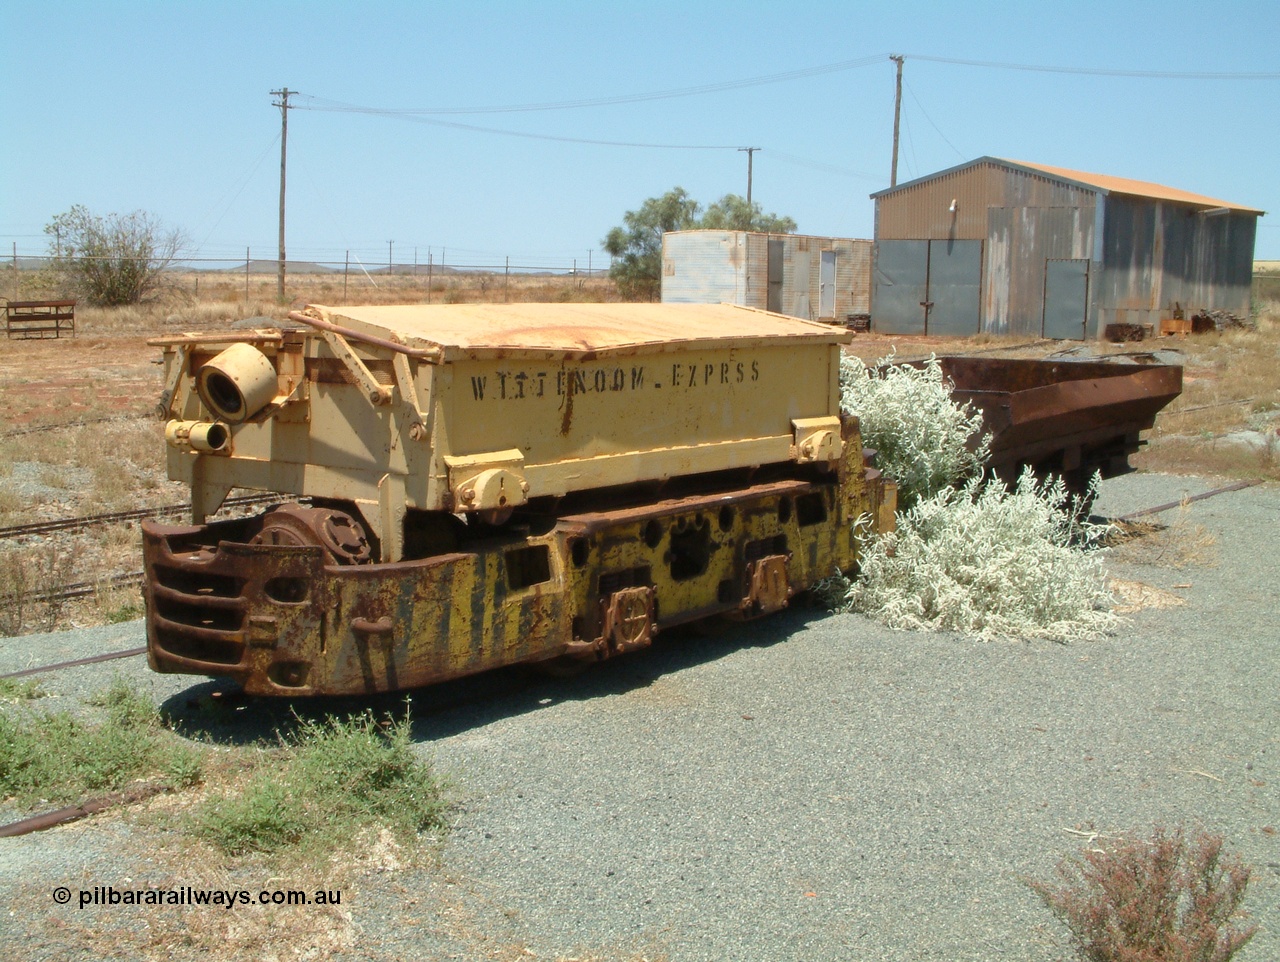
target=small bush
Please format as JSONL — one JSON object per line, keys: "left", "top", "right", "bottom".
{"left": 193, "top": 708, "right": 447, "bottom": 857}
{"left": 839, "top": 353, "right": 989, "bottom": 508}
{"left": 1030, "top": 825, "right": 1257, "bottom": 962}
{"left": 823, "top": 470, "right": 1117, "bottom": 642}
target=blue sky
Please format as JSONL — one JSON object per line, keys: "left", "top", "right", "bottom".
{"left": 3, "top": 0, "right": 1278, "bottom": 270}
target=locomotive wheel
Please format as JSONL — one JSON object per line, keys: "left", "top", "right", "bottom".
{"left": 249, "top": 503, "right": 373, "bottom": 564}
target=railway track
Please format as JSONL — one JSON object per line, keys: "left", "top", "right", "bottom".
{"left": 0, "top": 494, "right": 281, "bottom": 541}
{"left": 0, "top": 413, "right": 149, "bottom": 439}
{"left": 1, "top": 478, "right": 1267, "bottom": 684}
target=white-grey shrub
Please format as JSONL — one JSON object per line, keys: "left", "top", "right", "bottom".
{"left": 839, "top": 353, "right": 989, "bottom": 508}
{"left": 824, "top": 470, "right": 1118, "bottom": 643}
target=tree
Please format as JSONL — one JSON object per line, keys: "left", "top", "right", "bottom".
{"left": 602, "top": 188, "right": 797, "bottom": 300}
{"left": 45, "top": 205, "right": 186, "bottom": 306}
{"left": 699, "top": 194, "right": 797, "bottom": 233}
{"left": 602, "top": 187, "right": 701, "bottom": 300}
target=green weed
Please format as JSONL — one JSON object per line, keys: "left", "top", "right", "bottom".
{"left": 193, "top": 707, "right": 447, "bottom": 858}
{"left": 0, "top": 678, "right": 201, "bottom": 803}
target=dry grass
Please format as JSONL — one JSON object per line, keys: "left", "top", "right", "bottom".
{"left": 1107, "top": 503, "right": 1220, "bottom": 569}
{"left": 1132, "top": 300, "right": 1280, "bottom": 480}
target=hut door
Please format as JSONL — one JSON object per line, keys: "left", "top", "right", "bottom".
{"left": 926, "top": 240, "right": 982, "bottom": 335}
{"left": 767, "top": 239, "right": 784, "bottom": 313}
{"left": 819, "top": 250, "right": 837, "bottom": 318}
{"left": 872, "top": 240, "right": 929, "bottom": 334}
{"left": 1043, "top": 259, "right": 1089, "bottom": 340}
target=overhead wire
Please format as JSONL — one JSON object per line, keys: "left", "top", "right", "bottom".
{"left": 292, "top": 107, "right": 748, "bottom": 151}
{"left": 903, "top": 54, "right": 1280, "bottom": 81}
{"left": 904, "top": 81, "right": 967, "bottom": 162}
{"left": 296, "top": 55, "right": 888, "bottom": 116}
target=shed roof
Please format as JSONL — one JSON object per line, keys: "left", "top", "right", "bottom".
{"left": 298, "top": 302, "right": 851, "bottom": 360}
{"left": 872, "top": 156, "right": 1264, "bottom": 214}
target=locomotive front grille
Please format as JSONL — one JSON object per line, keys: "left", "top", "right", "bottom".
{"left": 145, "top": 541, "right": 251, "bottom": 669}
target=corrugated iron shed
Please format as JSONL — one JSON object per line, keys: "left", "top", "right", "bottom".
{"left": 871, "top": 157, "right": 1263, "bottom": 339}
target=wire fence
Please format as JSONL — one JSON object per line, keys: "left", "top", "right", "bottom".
{"left": 3, "top": 249, "right": 612, "bottom": 304}
{"left": 3, "top": 250, "right": 606, "bottom": 276}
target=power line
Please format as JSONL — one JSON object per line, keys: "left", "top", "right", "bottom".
{"left": 767, "top": 151, "right": 882, "bottom": 182}
{"left": 294, "top": 104, "right": 749, "bottom": 151}
{"left": 296, "top": 55, "right": 888, "bottom": 117}
{"left": 904, "top": 54, "right": 1280, "bottom": 80}
{"left": 904, "top": 80, "right": 967, "bottom": 162}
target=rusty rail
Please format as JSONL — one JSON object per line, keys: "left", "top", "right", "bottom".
{"left": 0, "top": 647, "right": 147, "bottom": 681}
{"left": 0, "top": 782, "right": 169, "bottom": 838}
{"left": 0, "top": 494, "right": 280, "bottom": 541}
{"left": 1114, "top": 479, "right": 1264, "bottom": 521}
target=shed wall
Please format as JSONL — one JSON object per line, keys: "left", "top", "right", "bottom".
{"left": 663, "top": 231, "right": 870, "bottom": 321}
{"left": 1095, "top": 198, "right": 1255, "bottom": 328}
{"left": 661, "top": 232, "right": 749, "bottom": 306}
{"left": 984, "top": 206, "right": 1096, "bottom": 336}
{"left": 876, "top": 161, "right": 1095, "bottom": 240}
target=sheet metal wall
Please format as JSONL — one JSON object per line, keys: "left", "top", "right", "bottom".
{"left": 662, "top": 231, "right": 870, "bottom": 321}
{"left": 875, "top": 161, "right": 1095, "bottom": 241}
{"left": 984, "top": 205, "right": 1096, "bottom": 336}
{"left": 1095, "top": 198, "right": 1256, "bottom": 329}
{"left": 661, "top": 232, "right": 749, "bottom": 306}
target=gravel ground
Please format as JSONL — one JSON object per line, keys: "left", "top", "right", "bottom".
{"left": 0, "top": 471, "right": 1276, "bottom": 961}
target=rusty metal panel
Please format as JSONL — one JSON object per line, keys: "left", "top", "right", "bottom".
{"left": 983, "top": 207, "right": 1095, "bottom": 337}
{"left": 1007, "top": 159, "right": 1263, "bottom": 213}
{"left": 874, "top": 158, "right": 1096, "bottom": 241}
{"left": 1094, "top": 197, "right": 1256, "bottom": 332}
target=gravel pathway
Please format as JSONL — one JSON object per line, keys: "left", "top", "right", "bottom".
{"left": 1, "top": 471, "right": 1276, "bottom": 961}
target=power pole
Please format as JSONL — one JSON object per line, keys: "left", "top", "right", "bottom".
{"left": 738, "top": 147, "right": 760, "bottom": 208}
{"left": 270, "top": 87, "right": 294, "bottom": 303}
{"left": 889, "top": 56, "right": 904, "bottom": 187}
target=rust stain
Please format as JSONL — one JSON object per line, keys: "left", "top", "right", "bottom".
{"left": 558, "top": 363, "right": 576, "bottom": 436}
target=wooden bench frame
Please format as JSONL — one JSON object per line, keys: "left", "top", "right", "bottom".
{"left": 5, "top": 300, "right": 76, "bottom": 339}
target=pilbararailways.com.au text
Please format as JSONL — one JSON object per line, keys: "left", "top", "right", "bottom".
{"left": 53, "top": 886, "right": 342, "bottom": 910}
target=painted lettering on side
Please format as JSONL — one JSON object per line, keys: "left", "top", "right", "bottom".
{"left": 465, "top": 359, "right": 761, "bottom": 402}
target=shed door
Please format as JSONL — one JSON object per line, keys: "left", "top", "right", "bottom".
{"left": 927, "top": 240, "right": 982, "bottom": 335}
{"left": 767, "top": 239, "right": 784, "bottom": 313}
{"left": 1043, "top": 259, "right": 1089, "bottom": 340}
{"left": 819, "top": 250, "right": 837, "bottom": 317}
{"left": 872, "top": 240, "right": 929, "bottom": 335}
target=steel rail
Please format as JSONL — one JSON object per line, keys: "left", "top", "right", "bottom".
{"left": 0, "top": 646, "right": 148, "bottom": 681}
{"left": 0, "top": 494, "right": 280, "bottom": 541}
{"left": 1114, "top": 479, "right": 1264, "bottom": 522}
{"left": 0, "top": 414, "right": 148, "bottom": 439}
